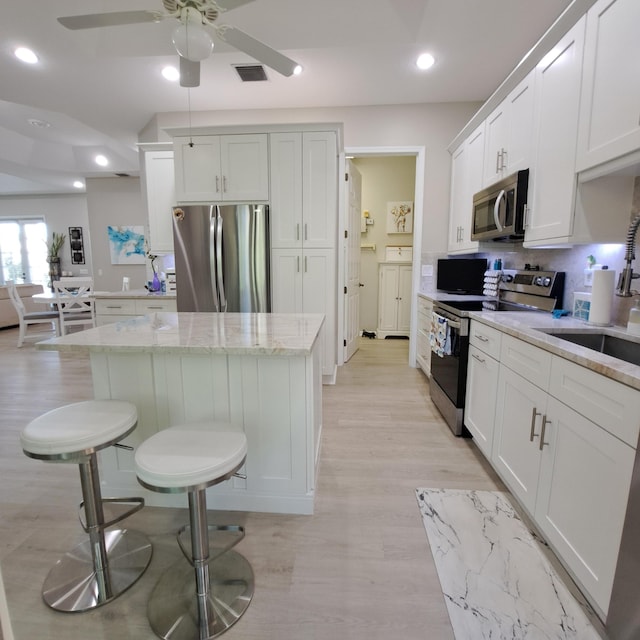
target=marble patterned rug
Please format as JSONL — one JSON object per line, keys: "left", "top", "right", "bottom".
{"left": 416, "top": 489, "right": 603, "bottom": 640}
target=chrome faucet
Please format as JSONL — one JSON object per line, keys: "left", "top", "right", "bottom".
{"left": 616, "top": 212, "right": 640, "bottom": 297}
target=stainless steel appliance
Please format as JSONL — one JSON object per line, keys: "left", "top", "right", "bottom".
{"left": 172, "top": 204, "right": 270, "bottom": 312}
{"left": 430, "top": 268, "right": 564, "bottom": 436}
{"left": 471, "top": 169, "right": 529, "bottom": 241}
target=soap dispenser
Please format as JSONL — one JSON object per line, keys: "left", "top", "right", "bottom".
{"left": 627, "top": 299, "right": 640, "bottom": 336}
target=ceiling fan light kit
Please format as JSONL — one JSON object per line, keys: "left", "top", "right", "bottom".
{"left": 57, "top": 0, "right": 301, "bottom": 88}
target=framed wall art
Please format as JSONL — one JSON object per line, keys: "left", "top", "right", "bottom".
{"left": 68, "top": 226, "right": 85, "bottom": 265}
{"left": 107, "top": 225, "right": 146, "bottom": 265}
{"left": 386, "top": 201, "right": 413, "bottom": 234}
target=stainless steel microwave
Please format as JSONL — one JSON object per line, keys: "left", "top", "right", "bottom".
{"left": 471, "top": 169, "right": 529, "bottom": 241}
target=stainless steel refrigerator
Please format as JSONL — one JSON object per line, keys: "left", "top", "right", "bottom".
{"left": 172, "top": 204, "right": 270, "bottom": 312}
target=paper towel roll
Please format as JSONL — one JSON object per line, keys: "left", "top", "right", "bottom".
{"left": 588, "top": 269, "right": 615, "bottom": 326}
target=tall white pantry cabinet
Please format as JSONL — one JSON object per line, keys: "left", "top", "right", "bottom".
{"left": 269, "top": 131, "right": 338, "bottom": 380}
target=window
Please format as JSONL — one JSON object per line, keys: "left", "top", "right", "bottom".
{"left": 0, "top": 218, "right": 48, "bottom": 286}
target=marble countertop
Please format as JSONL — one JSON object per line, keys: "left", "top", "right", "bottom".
{"left": 470, "top": 311, "right": 640, "bottom": 390}
{"left": 37, "top": 312, "right": 325, "bottom": 356}
{"left": 93, "top": 289, "right": 176, "bottom": 300}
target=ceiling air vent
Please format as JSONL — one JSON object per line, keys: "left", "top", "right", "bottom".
{"left": 234, "top": 64, "right": 268, "bottom": 82}
{"left": 114, "top": 173, "right": 130, "bottom": 177}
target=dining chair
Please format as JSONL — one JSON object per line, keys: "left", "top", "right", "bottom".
{"left": 53, "top": 277, "right": 96, "bottom": 336}
{"left": 6, "top": 281, "right": 60, "bottom": 347}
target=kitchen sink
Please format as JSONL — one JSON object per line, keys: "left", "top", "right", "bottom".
{"left": 545, "top": 332, "right": 640, "bottom": 367}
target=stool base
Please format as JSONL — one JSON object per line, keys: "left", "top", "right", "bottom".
{"left": 148, "top": 550, "right": 254, "bottom": 640}
{"left": 42, "top": 528, "right": 152, "bottom": 612}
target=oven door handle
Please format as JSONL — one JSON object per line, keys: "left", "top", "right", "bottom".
{"left": 433, "top": 311, "right": 462, "bottom": 331}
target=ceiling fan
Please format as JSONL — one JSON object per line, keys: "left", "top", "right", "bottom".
{"left": 57, "top": 0, "right": 301, "bottom": 88}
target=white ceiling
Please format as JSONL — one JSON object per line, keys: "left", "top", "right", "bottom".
{"left": 0, "top": 0, "right": 574, "bottom": 196}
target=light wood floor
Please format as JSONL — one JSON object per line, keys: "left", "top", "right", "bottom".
{"left": 0, "top": 327, "right": 504, "bottom": 640}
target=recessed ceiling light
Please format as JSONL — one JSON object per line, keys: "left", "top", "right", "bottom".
{"left": 94, "top": 155, "right": 109, "bottom": 167}
{"left": 416, "top": 53, "right": 435, "bottom": 70}
{"left": 293, "top": 65, "right": 303, "bottom": 76}
{"left": 27, "top": 118, "right": 51, "bottom": 128}
{"left": 73, "top": 181, "right": 84, "bottom": 189}
{"left": 162, "top": 65, "right": 180, "bottom": 81}
{"left": 15, "top": 47, "right": 38, "bottom": 64}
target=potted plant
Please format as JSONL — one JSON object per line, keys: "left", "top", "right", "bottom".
{"left": 46, "top": 231, "right": 66, "bottom": 288}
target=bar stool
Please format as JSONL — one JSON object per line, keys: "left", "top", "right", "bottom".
{"left": 20, "top": 400, "right": 152, "bottom": 612}
{"left": 135, "top": 422, "right": 254, "bottom": 640}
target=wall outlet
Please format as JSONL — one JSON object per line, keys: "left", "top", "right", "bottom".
{"left": 422, "top": 265, "right": 434, "bottom": 277}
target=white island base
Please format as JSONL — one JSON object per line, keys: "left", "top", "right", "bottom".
{"left": 39, "top": 313, "right": 324, "bottom": 515}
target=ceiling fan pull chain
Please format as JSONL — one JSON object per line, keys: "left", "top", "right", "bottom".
{"left": 187, "top": 88, "right": 194, "bottom": 148}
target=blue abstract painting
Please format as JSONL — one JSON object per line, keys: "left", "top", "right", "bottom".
{"left": 107, "top": 225, "right": 145, "bottom": 264}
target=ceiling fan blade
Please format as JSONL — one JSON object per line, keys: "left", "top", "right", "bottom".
{"left": 221, "top": 26, "right": 299, "bottom": 77}
{"left": 180, "top": 57, "right": 201, "bottom": 87}
{"left": 57, "top": 11, "right": 161, "bottom": 30}
{"left": 216, "top": 0, "right": 257, "bottom": 10}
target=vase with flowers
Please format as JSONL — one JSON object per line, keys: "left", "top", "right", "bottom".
{"left": 46, "top": 232, "right": 66, "bottom": 290}
{"left": 146, "top": 248, "right": 161, "bottom": 292}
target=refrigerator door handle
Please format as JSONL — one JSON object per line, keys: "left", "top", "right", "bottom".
{"left": 209, "top": 207, "right": 220, "bottom": 311}
{"left": 216, "top": 209, "right": 227, "bottom": 311}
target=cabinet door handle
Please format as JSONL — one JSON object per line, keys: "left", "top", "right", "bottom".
{"left": 539, "top": 415, "right": 551, "bottom": 451}
{"left": 496, "top": 150, "right": 501, "bottom": 173}
{"left": 304, "top": 223, "right": 308, "bottom": 241}
{"left": 297, "top": 256, "right": 300, "bottom": 272}
{"left": 471, "top": 353, "right": 485, "bottom": 364}
{"left": 296, "top": 223, "right": 300, "bottom": 241}
{"left": 223, "top": 176, "right": 227, "bottom": 192}
{"left": 215, "top": 176, "right": 220, "bottom": 193}
{"left": 304, "top": 256, "right": 308, "bottom": 272}
{"left": 501, "top": 148, "right": 508, "bottom": 171}
{"left": 530, "top": 408, "right": 541, "bottom": 441}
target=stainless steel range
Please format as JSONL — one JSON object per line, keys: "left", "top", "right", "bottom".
{"left": 429, "top": 269, "right": 565, "bottom": 436}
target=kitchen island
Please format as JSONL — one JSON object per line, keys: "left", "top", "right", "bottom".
{"left": 38, "top": 312, "right": 324, "bottom": 514}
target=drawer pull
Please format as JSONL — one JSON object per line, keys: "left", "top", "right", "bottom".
{"left": 106, "top": 305, "right": 123, "bottom": 309}
{"left": 530, "top": 408, "right": 541, "bottom": 441}
{"left": 474, "top": 333, "right": 489, "bottom": 342}
{"left": 471, "top": 353, "right": 485, "bottom": 364}
{"left": 146, "top": 306, "right": 164, "bottom": 310}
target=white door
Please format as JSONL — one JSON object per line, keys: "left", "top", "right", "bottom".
{"left": 344, "top": 160, "right": 361, "bottom": 362}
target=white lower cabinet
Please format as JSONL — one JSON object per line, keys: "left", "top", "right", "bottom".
{"left": 486, "top": 331, "right": 637, "bottom": 618}
{"left": 377, "top": 263, "right": 412, "bottom": 338}
{"left": 416, "top": 295, "right": 433, "bottom": 376}
{"left": 271, "top": 248, "right": 335, "bottom": 379}
{"left": 95, "top": 297, "right": 177, "bottom": 325}
{"left": 464, "top": 321, "right": 502, "bottom": 458}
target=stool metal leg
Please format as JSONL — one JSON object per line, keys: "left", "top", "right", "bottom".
{"left": 41, "top": 453, "right": 152, "bottom": 613}
{"left": 147, "top": 488, "right": 254, "bottom": 639}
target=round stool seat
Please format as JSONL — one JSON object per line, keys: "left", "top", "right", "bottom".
{"left": 21, "top": 400, "right": 138, "bottom": 459}
{"left": 135, "top": 423, "right": 247, "bottom": 492}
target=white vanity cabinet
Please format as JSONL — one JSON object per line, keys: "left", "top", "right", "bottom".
{"left": 377, "top": 263, "right": 412, "bottom": 339}
{"left": 576, "top": 0, "right": 640, "bottom": 172}
{"left": 524, "top": 18, "right": 586, "bottom": 246}
{"left": 142, "top": 148, "right": 175, "bottom": 253}
{"left": 464, "top": 321, "right": 502, "bottom": 458}
{"left": 447, "top": 124, "right": 483, "bottom": 254}
{"left": 269, "top": 130, "right": 338, "bottom": 379}
{"left": 173, "top": 134, "right": 269, "bottom": 203}
{"left": 483, "top": 72, "right": 535, "bottom": 186}
{"left": 416, "top": 295, "right": 433, "bottom": 376}
{"left": 487, "top": 330, "right": 638, "bottom": 617}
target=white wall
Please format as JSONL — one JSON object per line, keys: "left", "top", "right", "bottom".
{"left": 85, "top": 176, "right": 148, "bottom": 292}
{"left": 142, "top": 102, "right": 481, "bottom": 254}
{"left": 0, "top": 193, "right": 92, "bottom": 281}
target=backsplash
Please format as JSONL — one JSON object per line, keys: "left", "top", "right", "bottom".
{"left": 421, "top": 178, "right": 640, "bottom": 327}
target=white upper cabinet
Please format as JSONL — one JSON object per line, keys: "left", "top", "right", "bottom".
{"left": 576, "top": 0, "right": 640, "bottom": 172}
{"left": 143, "top": 148, "right": 175, "bottom": 253}
{"left": 523, "top": 18, "right": 586, "bottom": 246}
{"left": 447, "top": 123, "right": 483, "bottom": 254}
{"left": 173, "top": 134, "right": 269, "bottom": 202}
{"left": 483, "top": 72, "right": 535, "bottom": 186}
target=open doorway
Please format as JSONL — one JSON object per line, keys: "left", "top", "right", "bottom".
{"left": 339, "top": 147, "right": 425, "bottom": 368}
